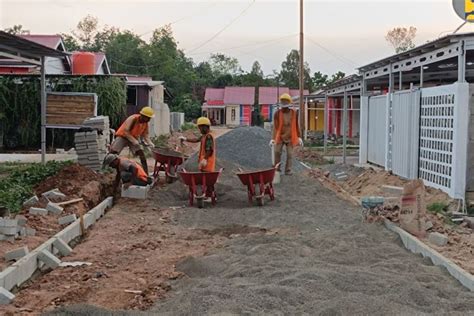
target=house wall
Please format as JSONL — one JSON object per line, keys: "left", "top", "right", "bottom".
{"left": 149, "top": 84, "right": 170, "bottom": 137}
{"left": 226, "top": 105, "right": 240, "bottom": 126}
{"left": 45, "top": 57, "right": 66, "bottom": 75}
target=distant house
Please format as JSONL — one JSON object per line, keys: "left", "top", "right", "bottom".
{"left": 0, "top": 34, "right": 111, "bottom": 75}
{"left": 202, "top": 87, "right": 255, "bottom": 126}
{"left": 0, "top": 34, "right": 71, "bottom": 74}
{"left": 258, "top": 87, "right": 290, "bottom": 121}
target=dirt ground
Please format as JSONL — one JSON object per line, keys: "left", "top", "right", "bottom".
{"left": 0, "top": 164, "right": 114, "bottom": 271}
{"left": 44, "top": 161, "right": 474, "bottom": 315}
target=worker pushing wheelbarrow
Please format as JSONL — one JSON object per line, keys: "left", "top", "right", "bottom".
{"left": 178, "top": 116, "right": 221, "bottom": 208}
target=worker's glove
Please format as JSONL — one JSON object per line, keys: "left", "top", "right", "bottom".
{"left": 199, "top": 159, "right": 208, "bottom": 168}
{"left": 269, "top": 140, "right": 276, "bottom": 147}
{"left": 179, "top": 136, "right": 187, "bottom": 142}
{"left": 131, "top": 138, "right": 140, "bottom": 146}
{"left": 298, "top": 138, "right": 304, "bottom": 147}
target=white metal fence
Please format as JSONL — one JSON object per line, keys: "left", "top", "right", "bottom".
{"left": 360, "top": 82, "right": 470, "bottom": 199}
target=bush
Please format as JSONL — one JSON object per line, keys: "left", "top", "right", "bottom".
{"left": 427, "top": 202, "right": 448, "bottom": 214}
{"left": 152, "top": 135, "right": 169, "bottom": 148}
{"left": 0, "top": 161, "right": 72, "bottom": 213}
{"left": 181, "top": 122, "right": 196, "bottom": 131}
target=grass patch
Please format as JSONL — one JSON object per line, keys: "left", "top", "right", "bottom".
{"left": 427, "top": 202, "right": 448, "bottom": 214}
{"left": 152, "top": 135, "right": 170, "bottom": 148}
{"left": 0, "top": 161, "right": 72, "bottom": 213}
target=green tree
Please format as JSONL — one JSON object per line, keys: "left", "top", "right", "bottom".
{"left": 173, "top": 94, "right": 202, "bottom": 121}
{"left": 104, "top": 31, "right": 147, "bottom": 75}
{"left": 279, "top": 49, "right": 312, "bottom": 91}
{"left": 312, "top": 71, "right": 329, "bottom": 90}
{"left": 61, "top": 33, "right": 81, "bottom": 51}
{"left": 328, "top": 71, "right": 345, "bottom": 84}
{"left": 4, "top": 25, "right": 29, "bottom": 35}
{"left": 73, "top": 15, "right": 99, "bottom": 50}
{"left": 385, "top": 26, "right": 417, "bottom": 53}
{"left": 209, "top": 53, "right": 242, "bottom": 76}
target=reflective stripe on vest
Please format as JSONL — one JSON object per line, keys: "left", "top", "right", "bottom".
{"left": 115, "top": 114, "right": 148, "bottom": 138}
{"left": 275, "top": 109, "right": 299, "bottom": 146}
{"left": 199, "top": 133, "right": 216, "bottom": 172}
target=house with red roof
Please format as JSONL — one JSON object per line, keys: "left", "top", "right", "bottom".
{"left": 0, "top": 34, "right": 110, "bottom": 75}
{"left": 258, "top": 87, "right": 290, "bottom": 121}
{"left": 202, "top": 87, "right": 255, "bottom": 126}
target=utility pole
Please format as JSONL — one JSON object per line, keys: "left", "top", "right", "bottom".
{"left": 299, "top": 0, "right": 305, "bottom": 138}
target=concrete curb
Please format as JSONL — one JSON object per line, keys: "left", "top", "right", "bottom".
{"left": 384, "top": 219, "right": 474, "bottom": 291}
{"left": 0, "top": 197, "right": 113, "bottom": 300}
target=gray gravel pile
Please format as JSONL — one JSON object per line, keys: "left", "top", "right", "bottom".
{"left": 185, "top": 126, "right": 301, "bottom": 172}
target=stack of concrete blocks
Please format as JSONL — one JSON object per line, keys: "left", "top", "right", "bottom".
{"left": 74, "top": 130, "right": 106, "bottom": 171}
{"left": 170, "top": 112, "right": 185, "bottom": 132}
{"left": 0, "top": 216, "right": 34, "bottom": 241}
{"left": 83, "top": 116, "right": 111, "bottom": 146}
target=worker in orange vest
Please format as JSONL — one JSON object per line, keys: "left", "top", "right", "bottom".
{"left": 269, "top": 93, "right": 304, "bottom": 175}
{"left": 179, "top": 117, "right": 216, "bottom": 172}
{"left": 103, "top": 153, "right": 152, "bottom": 192}
{"left": 110, "top": 106, "right": 155, "bottom": 174}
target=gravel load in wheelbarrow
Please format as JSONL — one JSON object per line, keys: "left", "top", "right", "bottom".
{"left": 178, "top": 169, "right": 223, "bottom": 208}
{"left": 236, "top": 165, "right": 278, "bottom": 206}
{"left": 152, "top": 147, "right": 187, "bottom": 184}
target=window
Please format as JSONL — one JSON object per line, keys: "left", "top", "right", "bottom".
{"left": 231, "top": 108, "right": 236, "bottom": 121}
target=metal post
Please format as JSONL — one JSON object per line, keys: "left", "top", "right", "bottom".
{"left": 342, "top": 88, "right": 348, "bottom": 164}
{"left": 299, "top": 0, "right": 305, "bottom": 138}
{"left": 389, "top": 64, "right": 394, "bottom": 93}
{"left": 458, "top": 40, "right": 466, "bottom": 83}
{"left": 324, "top": 94, "right": 328, "bottom": 154}
{"left": 399, "top": 70, "right": 402, "bottom": 91}
{"left": 420, "top": 66, "right": 424, "bottom": 88}
{"left": 40, "top": 56, "right": 46, "bottom": 164}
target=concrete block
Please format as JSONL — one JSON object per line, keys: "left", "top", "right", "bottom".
{"left": 0, "top": 266, "right": 18, "bottom": 291}
{"left": 15, "top": 215, "right": 27, "bottom": 227}
{"left": 52, "top": 238, "right": 73, "bottom": 256}
{"left": 46, "top": 202, "right": 63, "bottom": 215}
{"left": 23, "top": 195, "right": 39, "bottom": 207}
{"left": 0, "top": 287, "right": 15, "bottom": 304}
{"left": 428, "top": 232, "right": 448, "bottom": 247}
{"left": 58, "top": 214, "right": 77, "bottom": 226}
{"left": 4, "top": 246, "right": 29, "bottom": 262}
{"left": 29, "top": 207, "right": 48, "bottom": 216}
{"left": 42, "top": 189, "right": 66, "bottom": 200}
{"left": 0, "top": 219, "right": 18, "bottom": 227}
{"left": 83, "top": 213, "right": 96, "bottom": 228}
{"left": 121, "top": 185, "right": 150, "bottom": 200}
{"left": 26, "top": 227, "right": 36, "bottom": 236}
{"left": 382, "top": 185, "right": 404, "bottom": 196}
{"left": 18, "top": 227, "right": 26, "bottom": 237}
{"left": 37, "top": 249, "right": 61, "bottom": 269}
{"left": 424, "top": 220, "right": 434, "bottom": 231}
{"left": 0, "top": 227, "right": 18, "bottom": 236}
{"left": 0, "top": 235, "right": 15, "bottom": 242}
{"left": 464, "top": 217, "right": 474, "bottom": 229}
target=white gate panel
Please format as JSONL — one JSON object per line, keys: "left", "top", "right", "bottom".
{"left": 391, "top": 90, "right": 420, "bottom": 179}
{"left": 419, "top": 83, "right": 469, "bottom": 198}
{"left": 367, "top": 95, "right": 387, "bottom": 167}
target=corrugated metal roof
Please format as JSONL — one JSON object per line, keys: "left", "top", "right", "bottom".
{"left": 204, "top": 88, "right": 225, "bottom": 101}
{"left": 0, "top": 31, "right": 68, "bottom": 59}
{"left": 20, "top": 35, "right": 62, "bottom": 50}
{"left": 224, "top": 86, "right": 255, "bottom": 105}
{"left": 258, "top": 87, "right": 290, "bottom": 104}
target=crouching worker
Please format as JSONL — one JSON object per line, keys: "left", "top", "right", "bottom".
{"left": 110, "top": 106, "right": 155, "bottom": 174}
{"left": 103, "top": 154, "right": 152, "bottom": 192}
{"left": 179, "top": 117, "right": 216, "bottom": 172}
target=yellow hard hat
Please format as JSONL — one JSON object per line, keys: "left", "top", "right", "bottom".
{"left": 279, "top": 93, "right": 292, "bottom": 103}
{"left": 139, "top": 106, "right": 155, "bottom": 118}
{"left": 197, "top": 117, "right": 211, "bottom": 126}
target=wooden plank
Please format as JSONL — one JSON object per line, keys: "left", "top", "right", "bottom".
{"left": 47, "top": 102, "right": 95, "bottom": 109}
{"left": 47, "top": 95, "right": 94, "bottom": 102}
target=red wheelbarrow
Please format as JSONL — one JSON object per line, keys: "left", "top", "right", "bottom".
{"left": 152, "top": 147, "right": 187, "bottom": 184}
{"left": 236, "top": 164, "right": 279, "bottom": 206}
{"left": 178, "top": 168, "right": 223, "bottom": 208}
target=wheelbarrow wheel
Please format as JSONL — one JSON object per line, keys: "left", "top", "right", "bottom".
{"left": 165, "top": 175, "right": 174, "bottom": 184}
{"left": 196, "top": 196, "right": 204, "bottom": 209}
{"left": 257, "top": 196, "right": 264, "bottom": 206}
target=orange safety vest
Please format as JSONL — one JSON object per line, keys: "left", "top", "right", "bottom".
{"left": 119, "top": 158, "right": 148, "bottom": 182}
{"left": 115, "top": 114, "right": 148, "bottom": 139}
{"left": 199, "top": 133, "right": 216, "bottom": 172}
{"left": 274, "top": 109, "right": 299, "bottom": 146}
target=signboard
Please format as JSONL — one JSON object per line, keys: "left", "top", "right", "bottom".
{"left": 46, "top": 92, "right": 97, "bottom": 128}
{"left": 453, "top": 0, "right": 474, "bottom": 22}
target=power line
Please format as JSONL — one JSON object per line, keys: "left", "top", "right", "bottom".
{"left": 305, "top": 36, "right": 358, "bottom": 68}
{"left": 186, "top": 0, "right": 256, "bottom": 54}
{"left": 188, "top": 33, "right": 297, "bottom": 56}
{"left": 138, "top": 1, "right": 219, "bottom": 38}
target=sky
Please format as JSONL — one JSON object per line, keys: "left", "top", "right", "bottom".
{"left": 1, "top": 0, "right": 474, "bottom": 76}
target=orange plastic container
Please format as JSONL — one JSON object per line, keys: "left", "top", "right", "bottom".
{"left": 72, "top": 52, "right": 95, "bottom": 75}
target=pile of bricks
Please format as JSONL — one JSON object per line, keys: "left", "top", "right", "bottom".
{"left": 74, "top": 116, "right": 111, "bottom": 171}
{"left": 0, "top": 216, "right": 35, "bottom": 241}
